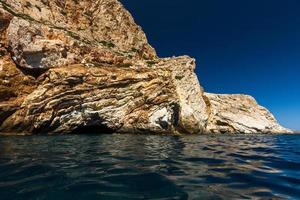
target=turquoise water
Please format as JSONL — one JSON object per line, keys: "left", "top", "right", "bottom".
{"left": 0, "top": 134, "right": 299, "bottom": 199}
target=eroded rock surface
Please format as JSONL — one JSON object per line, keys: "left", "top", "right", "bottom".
{"left": 0, "top": 0, "right": 292, "bottom": 135}
{"left": 1, "top": 56, "right": 208, "bottom": 135}
{"left": 1, "top": 0, "right": 156, "bottom": 72}
{"left": 204, "top": 93, "right": 292, "bottom": 134}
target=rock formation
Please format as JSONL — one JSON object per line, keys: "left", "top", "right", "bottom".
{"left": 204, "top": 93, "right": 291, "bottom": 134}
{"left": 0, "top": 0, "right": 292, "bottom": 135}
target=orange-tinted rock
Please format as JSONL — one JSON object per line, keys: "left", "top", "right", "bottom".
{"left": 0, "top": 0, "right": 292, "bottom": 135}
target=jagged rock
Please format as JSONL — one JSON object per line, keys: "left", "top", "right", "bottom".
{"left": 204, "top": 93, "right": 292, "bottom": 134}
{"left": 0, "top": 0, "right": 292, "bottom": 135}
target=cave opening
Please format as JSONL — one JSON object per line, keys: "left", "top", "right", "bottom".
{"left": 71, "top": 124, "right": 115, "bottom": 135}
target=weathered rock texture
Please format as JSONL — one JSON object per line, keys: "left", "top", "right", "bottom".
{"left": 0, "top": 0, "right": 292, "bottom": 135}
{"left": 2, "top": 0, "right": 156, "bottom": 72}
{"left": 204, "top": 93, "right": 292, "bottom": 134}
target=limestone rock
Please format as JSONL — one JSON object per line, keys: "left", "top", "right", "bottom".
{"left": 1, "top": 0, "right": 156, "bottom": 71}
{"left": 1, "top": 56, "right": 207, "bottom": 135}
{"left": 204, "top": 93, "right": 292, "bottom": 134}
{"left": 0, "top": 0, "right": 292, "bottom": 135}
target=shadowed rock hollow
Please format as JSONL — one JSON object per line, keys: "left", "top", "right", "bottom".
{"left": 0, "top": 0, "right": 292, "bottom": 135}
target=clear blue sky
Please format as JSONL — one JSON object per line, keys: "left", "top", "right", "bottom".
{"left": 120, "top": 0, "right": 300, "bottom": 131}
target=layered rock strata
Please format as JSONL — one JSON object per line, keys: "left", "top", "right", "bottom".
{"left": 204, "top": 93, "right": 291, "bottom": 134}
{"left": 0, "top": 0, "right": 292, "bottom": 135}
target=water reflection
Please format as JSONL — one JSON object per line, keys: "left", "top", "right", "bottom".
{"left": 0, "top": 134, "right": 300, "bottom": 199}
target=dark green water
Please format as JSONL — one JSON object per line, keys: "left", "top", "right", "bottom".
{"left": 0, "top": 134, "right": 299, "bottom": 200}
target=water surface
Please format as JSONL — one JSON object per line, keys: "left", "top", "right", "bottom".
{"left": 0, "top": 134, "right": 299, "bottom": 199}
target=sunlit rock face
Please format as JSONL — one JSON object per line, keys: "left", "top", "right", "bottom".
{"left": 0, "top": 57, "right": 207, "bottom": 135}
{"left": 204, "top": 93, "right": 292, "bottom": 134}
{"left": 2, "top": 0, "right": 156, "bottom": 71}
{"left": 0, "top": 0, "right": 292, "bottom": 135}
{"left": 0, "top": 1, "right": 207, "bottom": 135}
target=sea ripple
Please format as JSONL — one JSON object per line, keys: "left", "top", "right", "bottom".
{"left": 0, "top": 134, "right": 300, "bottom": 199}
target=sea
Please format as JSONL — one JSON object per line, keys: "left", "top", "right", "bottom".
{"left": 0, "top": 134, "right": 299, "bottom": 199}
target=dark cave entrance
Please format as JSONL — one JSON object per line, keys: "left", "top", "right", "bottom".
{"left": 71, "top": 124, "right": 116, "bottom": 135}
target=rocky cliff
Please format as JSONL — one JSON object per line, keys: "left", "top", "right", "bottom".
{"left": 0, "top": 0, "right": 292, "bottom": 135}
